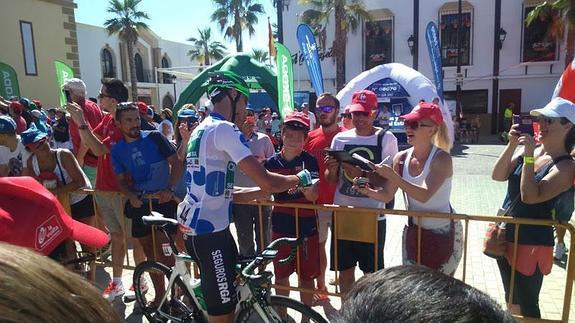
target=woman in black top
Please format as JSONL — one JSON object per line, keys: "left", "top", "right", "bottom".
{"left": 491, "top": 97, "right": 575, "bottom": 318}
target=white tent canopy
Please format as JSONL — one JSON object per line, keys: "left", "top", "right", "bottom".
{"left": 336, "top": 63, "right": 454, "bottom": 144}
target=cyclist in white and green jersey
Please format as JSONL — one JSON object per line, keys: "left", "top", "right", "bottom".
{"left": 177, "top": 71, "right": 312, "bottom": 323}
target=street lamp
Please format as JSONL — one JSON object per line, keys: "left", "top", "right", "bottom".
{"left": 407, "top": 35, "right": 415, "bottom": 55}
{"left": 171, "top": 75, "right": 177, "bottom": 104}
{"left": 498, "top": 28, "right": 507, "bottom": 49}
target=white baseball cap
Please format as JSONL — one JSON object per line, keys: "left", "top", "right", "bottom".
{"left": 530, "top": 97, "right": 575, "bottom": 124}
{"left": 63, "top": 78, "right": 87, "bottom": 97}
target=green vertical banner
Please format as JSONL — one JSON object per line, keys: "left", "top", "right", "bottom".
{"left": 275, "top": 43, "right": 294, "bottom": 119}
{"left": 54, "top": 60, "right": 74, "bottom": 106}
{"left": 0, "top": 62, "right": 21, "bottom": 98}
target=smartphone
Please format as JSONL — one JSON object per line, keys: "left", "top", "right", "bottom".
{"left": 513, "top": 114, "right": 534, "bottom": 136}
{"left": 326, "top": 149, "right": 372, "bottom": 170}
{"left": 186, "top": 118, "right": 197, "bottom": 130}
{"left": 64, "top": 90, "right": 72, "bottom": 104}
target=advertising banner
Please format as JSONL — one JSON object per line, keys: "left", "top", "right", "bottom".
{"left": 54, "top": 60, "right": 74, "bottom": 106}
{"left": 275, "top": 43, "right": 294, "bottom": 118}
{"left": 296, "top": 24, "right": 325, "bottom": 96}
{"left": 0, "top": 62, "right": 20, "bottom": 98}
{"left": 425, "top": 22, "right": 444, "bottom": 102}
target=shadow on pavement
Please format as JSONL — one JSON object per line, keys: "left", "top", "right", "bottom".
{"left": 451, "top": 143, "right": 469, "bottom": 157}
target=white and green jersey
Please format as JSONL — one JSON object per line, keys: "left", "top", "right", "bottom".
{"left": 178, "top": 113, "right": 252, "bottom": 235}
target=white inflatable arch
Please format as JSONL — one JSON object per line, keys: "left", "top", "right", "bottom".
{"left": 336, "top": 63, "right": 454, "bottom": 144}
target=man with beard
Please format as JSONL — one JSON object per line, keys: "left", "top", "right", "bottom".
{"left": 325, "top": 90, "right": 398, "bottom": 294}
{"left": 67, "top": 78, "right": 145, "bottom": 301}
{"left": 303, "top": 92, "right": 345, "bottom": 300}
{"left": 110, "top": 102, "right": 182, "bottom": 306}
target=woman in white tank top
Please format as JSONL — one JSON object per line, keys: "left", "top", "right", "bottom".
{"left": 355, "top": 102, "right": 462, "bottom": 275}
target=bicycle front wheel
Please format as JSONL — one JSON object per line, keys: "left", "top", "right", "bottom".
{"left": 133, "top": 261, "right": 205, "bottom": 323}
{"left": 236, "top": 295, "right": 327, "bottom": 323}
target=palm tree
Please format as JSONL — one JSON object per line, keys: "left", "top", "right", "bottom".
{"left": 104, "top": 0, "right": 149, "bottom": 102}
{"left": 526, "top": 0, "right": 574, "bottom": 66}
{"left": 251, "top": 48, "right": 270, "bottom": 63}
{"left": 187, "top": 28, "right": 227, "bottom": 66}
{"left": 300, "top": 0, "right": 371, "bottom": 91}
{"left": 211, "top": 0, "right": 265, "bottom": 52}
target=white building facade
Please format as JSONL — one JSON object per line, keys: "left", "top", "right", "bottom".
{"left": 76, "top": 23, "right": 194, "bottom": 110}
{"left": 281, "top": 0, "right": 566, "bottom": 134}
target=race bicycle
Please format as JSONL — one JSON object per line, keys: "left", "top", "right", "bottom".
{"left": 133, "top": 213, "right": 328, "bottom": 323}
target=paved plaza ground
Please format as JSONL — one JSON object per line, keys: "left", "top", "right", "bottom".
{"left": 95, "top": 137, "right": 575, "bottom": 322}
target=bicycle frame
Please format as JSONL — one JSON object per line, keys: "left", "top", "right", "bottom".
{"left": 138, "top": 216, "right": 310, "bottom": 322}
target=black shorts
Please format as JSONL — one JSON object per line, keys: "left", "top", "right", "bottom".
{"left": 330, "top": 219, "right": 386, "bottom": 273}
{"left": 70, "top": 195, "right": 95, "bottom": 220}
{"left": 184, "top": 228, "right": 238, "bottom": 316}
{"left": 124, "top": 200, "right": 177, "bottom": 238}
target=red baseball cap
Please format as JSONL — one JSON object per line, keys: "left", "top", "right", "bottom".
{"left": 9, "top": 101, "right": 23, "bottom": 113}
{"left": 400, "top": 102, "right": 444, "bottom": 125}
{"left": 0, "top": 177, "right": 109, "bottom": 256}
{"left": 137, "top": 101, "right": 148, "bottom": 114}
{"left": 283, "top": 111, "right": 310, "bottom": 130}
{"left": 32, "top": 99, "right": 42, "bottom": 109}
{"left": 349, "top": 90, "right": 378, "bottom": 113}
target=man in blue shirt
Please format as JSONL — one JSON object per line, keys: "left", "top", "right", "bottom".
{"left": 110, "top": 102, "right": 182, "bottom": 306}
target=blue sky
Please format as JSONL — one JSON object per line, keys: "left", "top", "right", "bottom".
{"left": 74, "top": 0, "right": 276, "bottom": 52}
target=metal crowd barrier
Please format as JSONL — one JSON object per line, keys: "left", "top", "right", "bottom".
{"left": 57, "top": 189, "right": 575, "bottom": 323}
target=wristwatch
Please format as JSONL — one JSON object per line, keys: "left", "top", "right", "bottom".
{"left": 79, "top": 124, "right": 89, "bottom": 130}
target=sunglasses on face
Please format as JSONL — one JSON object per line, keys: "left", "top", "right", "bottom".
{"left": 404, "top": 120, "right": 433, "bottom": 130}
{"left": 351, "top": 111, "right": 370, "bottom": 118}
{"left": 534, "top": 116, "right": 559, "bottom": 125}
{"left": 98, "top": 92, "right": 113, "bottom": 99}
{"left": 317, "top": 105, "right": 336, "bottom": 114}
{"left": 340, "top": 113, "right": 351, "bottom": 119}
{"left": 117, "top": 102, "right": 137, "bottom": 110}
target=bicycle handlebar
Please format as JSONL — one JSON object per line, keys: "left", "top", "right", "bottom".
{"left": 241, "top": 237, "right": 301, "bottom": 281}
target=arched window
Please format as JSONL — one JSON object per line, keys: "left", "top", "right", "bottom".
{"left": 161, "top": 56, "right": 171, "bottom": 84}
{"left": 135, "top": 53, "right": 145, "bottom": 82}
{"left": 101, "top": 48, "right": 115, "bottom": 78}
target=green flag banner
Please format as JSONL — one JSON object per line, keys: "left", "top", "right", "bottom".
{"left": 54, "top": 61, "right": 74, "bottom": 106}
{"left": 275, "top": 43, "right": 294, "bottom": 119}
{"left": 0, "top": 62, "right": 20, "bottom": 99}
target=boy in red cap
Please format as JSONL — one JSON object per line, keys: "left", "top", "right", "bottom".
{"left": 263, "top": 111, "right": 320, "bottom": 308}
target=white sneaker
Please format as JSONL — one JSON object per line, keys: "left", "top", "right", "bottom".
{"left": 555, "top": 242, "right": 568, "bottom": 260}
{"left": 124, "top": 277, "right": 148, "bottom": 302}
{"left": 102, "top": 281, "right": 125, "bottom": 302}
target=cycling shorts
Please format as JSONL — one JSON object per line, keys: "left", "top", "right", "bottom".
{"left": 184, "top": 228, "right": 238, "bottom": 316}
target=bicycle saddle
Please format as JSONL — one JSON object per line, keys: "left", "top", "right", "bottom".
{"left": 142, "top": 212, "right": 178, "bottom": 227}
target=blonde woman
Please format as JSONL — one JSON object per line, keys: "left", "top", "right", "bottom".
{"left": 355, "top": 102, "right": 462, "bottom": 275}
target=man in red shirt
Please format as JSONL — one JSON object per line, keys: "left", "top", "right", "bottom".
{"left": 63, "top": 78, "right": 104, "bottom": 186}
{"left": 303, "top": 92, "right": 344, "bottom": 299}
{"left": 67, "top": 78, "right": 145, "bottom": 302}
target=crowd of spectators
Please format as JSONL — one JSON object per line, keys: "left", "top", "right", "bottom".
{"left": 0, "top": 74, "right": 573, "bottom": 321}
